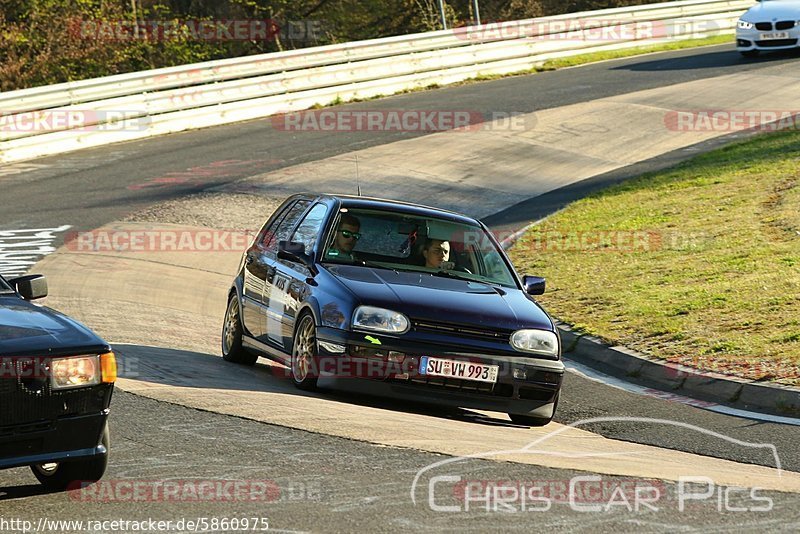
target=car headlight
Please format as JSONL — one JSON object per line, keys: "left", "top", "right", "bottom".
{"left": 352, "top": 306, "right": 410, "bottom": 334}
{"left": 510, "top": 329, "right": 559, "bottom": 357}
{"left": 50, "top": 353, "right": 116, "bottom": 389}
{"left": 737, "top": 20, "right": 754, "bottom": 30}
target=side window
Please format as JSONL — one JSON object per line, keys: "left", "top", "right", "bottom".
{"left": 290, "top": 203, "right": 329, "bottom": 256}
{"left": 264, "top": 200, "right": 310, "bottom": 252}
{"left": 257, "top": 203, "right": 292, "bottom": 248}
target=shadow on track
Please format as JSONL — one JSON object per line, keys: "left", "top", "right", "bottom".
{"left": 113, "top": 344, "right": 522, "bottom": 429}
{"left": 612, "top": 48, "right": 800, "bottom": 72}
{"left": 0, "top": 482, "right": 60, "bottom": 500}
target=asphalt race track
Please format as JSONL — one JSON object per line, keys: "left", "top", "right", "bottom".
{"left": 2, "top": 44, "right": 800, "bottom": 531}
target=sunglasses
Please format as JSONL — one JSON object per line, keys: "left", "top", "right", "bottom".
{"left": 340, "top": 230, "right": 361, "bottom": 240}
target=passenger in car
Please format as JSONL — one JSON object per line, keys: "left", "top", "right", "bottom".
{"left": 422, "top": 238, "right": 455, "bottom": 270}
{"left": 328, "top": 214, "right": 361, "bottom": 261}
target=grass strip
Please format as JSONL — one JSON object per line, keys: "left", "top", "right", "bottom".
{"left": 509, "top": 130, "right": 800, "bottom": 386}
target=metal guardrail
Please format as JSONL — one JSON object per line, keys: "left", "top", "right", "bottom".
{"left": 0, "top": 0, "right": 754, "bottom": 164}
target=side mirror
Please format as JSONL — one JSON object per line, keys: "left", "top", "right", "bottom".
{"left": 9, "top": 274, "right": 48, "bottom": 300}
{"left": 522, "top": 275, "right": 546, "bottom": 296}
{"left": 278, "top": 240, "right": 317, "bottom": 274}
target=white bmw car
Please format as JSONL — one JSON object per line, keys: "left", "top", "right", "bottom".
{"left": 736, "top": 0, "right": 800, "bottom": 56}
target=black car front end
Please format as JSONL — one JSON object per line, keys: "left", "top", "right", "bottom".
{"left": 0, "top": 277, "right": 115, "bottom": 488}
{"left": 314, "top": 320, "right": 564, "bottom": 421}
{"left": 0, "top": 354, "right": 113, "bottom": 471}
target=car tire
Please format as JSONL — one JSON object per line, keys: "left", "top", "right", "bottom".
{"left": 740, "top": 50, "right": 759, "bottom": 58}
{"left": 291, "top": 313, "right": 319, "bottom": 391}
{"left": 31, "top": 424, "right": 109, "bottom": 491}
{"left": 222, "top": 293, "right": 257, "bottom": 365}
{"left": 508, "top": 393, "right": 559, "bottom": 427}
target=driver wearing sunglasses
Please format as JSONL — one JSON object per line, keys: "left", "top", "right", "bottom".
{"left": 327, "top": 213, "right": 362, "bottom": 261}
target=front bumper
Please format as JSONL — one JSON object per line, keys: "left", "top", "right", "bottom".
{"left": 736, "top": 27, "right": 800, "bottom": 51}
{"left": 315, "top": 327, "right": 564, "bottom": 417}
{"left": 0, "top": 411, "right": 109, "bottom": 470}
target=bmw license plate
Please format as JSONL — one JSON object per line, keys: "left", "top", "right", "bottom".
{"left": 419, "top": 356, "right": 499, "bottom": 383}
{"left": 759, "top": 32, "right": 789, "bottom": 40}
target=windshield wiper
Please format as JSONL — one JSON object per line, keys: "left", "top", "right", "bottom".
{"left": 430, "top": 270, "right": 475, "bottom": 283}
{"left": 430, "top": 270, "right": 506, "bottom": 293}
{"left": 323, "top": 259, "right": 399, "bottom": 273}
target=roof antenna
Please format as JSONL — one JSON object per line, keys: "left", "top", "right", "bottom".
{"left": 355, "top": 154, "right": 362, "bottom": 197}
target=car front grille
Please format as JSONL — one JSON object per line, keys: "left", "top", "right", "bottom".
{"left": 776, "top": 21, "right": 796, "bottom": 31}
{"left": 0, "top": 358, "right": 107, "bottom": 426}
{"left": 411, "top": 320, "right": 511, "bottom": 343}
{"left": 755, "top": 22, "right": 773, "bottom": 31}
{"left": 0, "top": 420, "right": 54, "bottom": 439}
{"left": 756, "top": 38, "right": 798, "bottom": 47}
{"left": 406, "top": 375, "right": 514, "bottom": 397}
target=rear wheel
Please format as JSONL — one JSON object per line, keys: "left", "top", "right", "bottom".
{"left": 291, "top": 314, "right": 319, "bottom": 391}
{"left": 222, "top": 293, "right": 257, "bottom": 365}
{"left": 31, "top": 424, "right": 109, "bottom": 491}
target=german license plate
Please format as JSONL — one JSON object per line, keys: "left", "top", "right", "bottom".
{"left": 419, "top": 356, "right": 499, "bottom": 383}
{"left": 759, "top": 32, "right": 789, "bottom": 40}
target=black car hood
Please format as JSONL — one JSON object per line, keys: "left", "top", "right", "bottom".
{"left": 327, "top": 266, "right": 554, "bottom": 331}
{"left": 0, "top": 295, "right": 107, "bottom": 357}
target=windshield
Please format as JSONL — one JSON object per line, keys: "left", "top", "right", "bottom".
{"left": 0, "top": 274, "right": 11, "bottom": 292}
{"left": 321, "top": 208, "right": 519, "bottom": 288}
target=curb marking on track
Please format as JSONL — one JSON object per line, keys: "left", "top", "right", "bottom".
{"left": 565, "top": 359, "right": 800, "bottom": 427}
{"left": 0, "top": 225, "right": 72, "bottom": 278}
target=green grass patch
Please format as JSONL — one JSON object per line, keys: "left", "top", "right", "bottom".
{"left": 508, "top": 130, "right": 800, "bottom": 386}
{"left": 541, "top": 34, "right": 733, "bottom": 70}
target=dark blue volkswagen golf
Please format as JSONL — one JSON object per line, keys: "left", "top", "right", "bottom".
{"left": 223, "top": 194, "right": 563, "bottom": 426}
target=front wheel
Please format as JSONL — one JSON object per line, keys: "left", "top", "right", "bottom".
{"left": 31, "top": 424, "right": 109, "bottom": 491}
{"left": 291, "top": 314, "right": 319, "bottom": 391}
{"left": 222, "top": 293, "right": 257, "bottom": 365}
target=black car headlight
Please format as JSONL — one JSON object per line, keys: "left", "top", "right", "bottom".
{"left": 352, "top": 306, "right": 410, "bottom": 334}
{"left": 510, "top": 329, "right": 559, "bottom": 357}
{"left": 50, "top": 354, "right": 104, "bottom": 389}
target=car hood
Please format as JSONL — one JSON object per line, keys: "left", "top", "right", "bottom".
{"left": 328, "top": 266, "right": 554, "bottom": 331}
{"left": 743, "top": 1, "right": 800, "bottom": 20}
{"left": 0, "top": 295, "right": 108, "bottom": 357}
